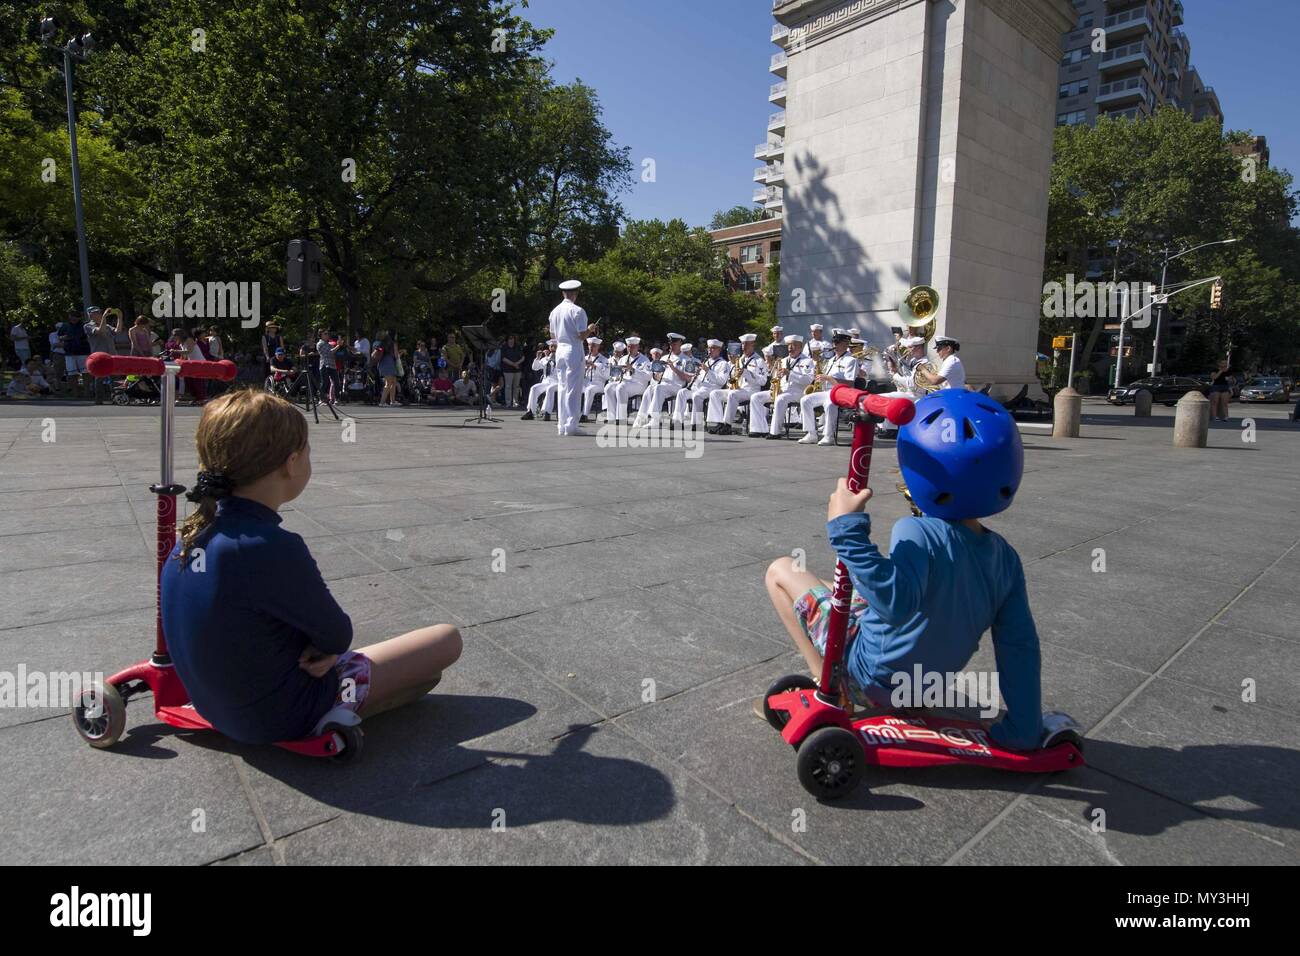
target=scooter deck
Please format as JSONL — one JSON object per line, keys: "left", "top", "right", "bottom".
{"left": 155, "top": 704, "right": 346, "bottom": 757}
{"left": 852, "top": 711, "right": 1083, "bottom": 772}
{"left": 769, "top": 687, "right": 1083, "bottom": 773}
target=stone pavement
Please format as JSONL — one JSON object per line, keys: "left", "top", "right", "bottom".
{"left": 0, "top": 397, "right": 1296, "bottom": 865}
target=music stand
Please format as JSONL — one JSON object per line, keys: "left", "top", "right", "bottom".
{"left": 460, "top": 324, "right": 501, "bottom": 425}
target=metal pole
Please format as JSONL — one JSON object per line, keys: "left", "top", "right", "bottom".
{"left": 1152, "top": 248, "right": 1169, "bottom": 376}
{"left": 1067, "top": 331, "right": 1077, "bottom": 389}
{"left": 63, "top": 49, "right": 93, "bottom": 314}
{"left": 1115, "top": 285, "right": 1128, "bottom": 387}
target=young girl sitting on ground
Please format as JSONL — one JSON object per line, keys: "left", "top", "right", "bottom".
{"left": 160, "top": 389, "right": 461, "bottom": 745}
{"left": 764, "top": 389, "right": 1044, "bottom": 751}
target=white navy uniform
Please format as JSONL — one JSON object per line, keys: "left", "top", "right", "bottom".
{"left": 708, "top": 351, "right": 768, "bottom": 427}
{"left": 799, "top": 350, "right": 859, "bottom": 443}
{"left": 604, "top": 350, "right": 651, "bottom": 422}
{"left": 548, "top": 297, "right": 589, "bottom": 435}
{"left": 751, "top": 351, "right": 816, "bottom": 435}
{"left": 636, "top": 350, "right": 690, "bottom": 427}
{"left": 936, "top": 353, "right": 966, "bottom": 390}
{"left": 581, "top": 351, "right": 610, "bottom": 416}
{"left": 526, "top": 350, "right": 559, "bottom": 415}
{"left": 675, "top": 354, "right": 730, "bottom": 427}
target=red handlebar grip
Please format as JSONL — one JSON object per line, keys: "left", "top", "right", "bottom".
{"left": 176, "top": 358, "right": 238, "bottom": 381}
{"left": 86, "top": 352, "right": 164, "bottom": 378}
{"left": 829, "top": 384, "right": 916, "bottom": 426}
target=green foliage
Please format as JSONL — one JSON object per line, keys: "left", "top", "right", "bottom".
{"left": 709, "top": 204, "right": 768, "bottom": 229}
{"left": 1046, "top": 108, "right": 1300, "bottom": 370}
{"left": 609, "top": 218, "right": 722, "bottom": 280}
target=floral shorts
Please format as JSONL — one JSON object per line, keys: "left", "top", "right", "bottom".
{"left": 333, "top": 650, "right": 373, "bottom": 715}
{"left": 794, "top": 585, "right": 892, "bottom": 707}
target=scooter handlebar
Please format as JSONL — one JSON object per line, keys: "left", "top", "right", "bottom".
{"left": 176, "top": 358, "right": 238, "bottom": 381}
{"left": 829, "top": 384, "right": 916, "bottom": 426}
{"left": 85, "top": 352, "right": 237, "bottom": 381}
{"left": 86, "top": 353, "right": 163, "bottom": 378}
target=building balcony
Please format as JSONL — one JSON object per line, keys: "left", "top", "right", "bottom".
{"left": 770, "top": 51, "right": 787, "bottom": 77}
{"left": 1103, "top": 5, "right": 1151, "bottom": 41}
{"left": 766, "top": 161, "right": 785, "bottom": 185}
{"left": 754, "top": 142, "right": 772, "bottom": 159}
{"left": 1099, "top": 41, "right": 1151, "bottom": 75}
{"left": 753, "top": 166, "right": 769, "bottom": 183}
{"left": 766, "top": 191, "right": 784, "bottom": 212}
{"left": 1096, "top": 75, "right": 1148, "bottom": 106}
{"left": 771, "top": 23, "right": 790, "bottom": 45}
{"left": 1172, "top": 0, "right": 1184, "bottom": 26}
{"left": 753, "top": 187, "right": 771, "bottom": 204}
{"left": 767, "top": 136, "right": 785, "bottom": 159}
{"left": 769, "top": 81, "right": 787, "bottom": 106}
{"left": 768, "top": 110, "right": 786, "bottom": 133}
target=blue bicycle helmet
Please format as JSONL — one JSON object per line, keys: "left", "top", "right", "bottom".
{"left": 896, "top": 390, "right": 1023, "bottom": 520}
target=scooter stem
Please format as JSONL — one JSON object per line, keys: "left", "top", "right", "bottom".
{"left": 150, "top": 364, "right": 183, "bottom": 663}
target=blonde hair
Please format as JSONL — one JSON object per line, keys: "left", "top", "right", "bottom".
{"left": 178, "top": 388, "right": 308, "bottom": 561}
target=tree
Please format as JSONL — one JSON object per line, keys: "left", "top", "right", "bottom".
{"left": 610, "top": 218, "right": 723, "bottom": 281}
{"left": 709, "top": 204, "right": 768, "bottom": 230}
{"left": 1046, "top": 108, "right": 1300, "bottom": 373}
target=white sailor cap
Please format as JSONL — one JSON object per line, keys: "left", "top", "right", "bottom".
{"left": 558, "top": 279, "right": 581, "bottom": 291}
{"left": 902, "top": 335, "right": 926, "bottom": 347}
{"left": 612, "top": 341, "right": 627, "bottom": 351}
{"left": 848, "top": 327, "right": 861, "bottom": 337}
{"left": 739, "top": 333, "right": 757, "bottom": 343}
{"left": 650, "top": 347, "right": 664, "bottom": 356}
{"left": 587, "top": 336, "right": 603, "bottom": 345}
{"left": 706, "top": 338, "right": 723, "bottom": 348}
{"left": 784, "top": 333, "right": 804, "bottom": 345}
{"left": 680, "top": 343, "right": 694, "bottom": 352}
{"left": 666, "top": 332, "right": 685, "bottom": 341}
{"left": 809, "top": 324, "right": 824, "bottom": 331}
{"left": 546, "top": 339, "right": 557, "bottom": 346}
{"left": 934, "top": 335, "right": 959, "bottom": 348}
{"left": 808, "top": 339, "right": 827, "bottom": 351}
{"left": 625, "top": 336, "right": 641, "bottom": 345}
{"left": 771, "top": 325, "right": 784, "bottom": 333}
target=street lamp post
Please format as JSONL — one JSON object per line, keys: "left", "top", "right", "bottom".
{"left": 1151, "top": 237, "right": 1239, "bottom": 376}
{"left": 39, "top": 18, "right": 95, "bottom": 315}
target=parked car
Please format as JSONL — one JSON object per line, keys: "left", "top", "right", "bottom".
{"left": 1239, "top": 376, "right": 1292, "bottom": 404}
{"left": 1108, "top": 376, "right": 1209, "bottom": 406}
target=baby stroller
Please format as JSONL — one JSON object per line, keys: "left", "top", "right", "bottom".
{"left": 343, "top": 364, "right": 372, "bottom": 404}
{"left": 406, "top": 363, "right": 433, "bottom": 405}
{"left": 112, "top": 374, "right": 161, "bottom": 406}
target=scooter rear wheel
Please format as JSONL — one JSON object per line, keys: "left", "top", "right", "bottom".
{"left": 763, "top": 674, "right": 818, "bottom": 731}
{"left": 325, "top": 723, "right": 364, "bottom": 763}
{"left": 796, "top": 725, "right": 864, "bottom": 799}
{"left": 71, "top": 681, "right": 127, "bottom": 749}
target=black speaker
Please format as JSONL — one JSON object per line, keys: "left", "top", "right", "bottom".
{"left": 287, "top": 239, "right": 322, "bottom": 295}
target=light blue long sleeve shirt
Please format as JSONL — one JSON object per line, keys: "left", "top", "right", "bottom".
{"left": 827, "top": 512, "right": 1043, "bottom": 750}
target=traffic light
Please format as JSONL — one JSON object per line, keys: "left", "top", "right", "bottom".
{"left": 1210, "top": 279, "right": 1224, "bottom": 310}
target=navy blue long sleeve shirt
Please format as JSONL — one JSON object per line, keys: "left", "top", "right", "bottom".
{"left": 160, "top": 496, "right": 353, "bottom": 744}
{"left": 827, "top": 512, "right": 1043, "bottom": 750}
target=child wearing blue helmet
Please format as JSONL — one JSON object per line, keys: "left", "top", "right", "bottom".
{"left": 764, "top": 389, "right": 1044, "bottom": 750}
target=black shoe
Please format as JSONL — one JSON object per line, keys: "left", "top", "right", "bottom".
{"left": 580, "top": 415, "right": 590, "bottom": 423}
{"left": 748, "top": 431, "right": 765, "bottom": 438}
{"left": 717, "top": 424, "right": 733, "bottom": 436}
{"left": 520, "top": 411, "right": 534, "bottom": 420}
{"left": 765, "top": 433, "right": 781, "bottom": 440}
{"left": 543, "top": 412, "right": 552, "bottom": 422}
{"left": 706, "top": 424, "right": 719, "bottom": 434}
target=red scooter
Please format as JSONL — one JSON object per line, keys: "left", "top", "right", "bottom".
{"left": 70, "top": 352, "right": 363, "bottom": 761}
{"left": 763, "top": 385, "right": 1084, "bottom": 799}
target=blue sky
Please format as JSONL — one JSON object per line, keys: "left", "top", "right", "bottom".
{"left": 522, "top": 0, "right": 1298, "bottom": 228}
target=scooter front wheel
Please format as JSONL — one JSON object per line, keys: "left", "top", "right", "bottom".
{"left": 763, "top": 674, "right": 818, "bottom": 731}
{"left": 71, "top": 681, "right": 127, "bottom": 749}
{"left": 796, "top": 725, "right": 864, "bottom": 800}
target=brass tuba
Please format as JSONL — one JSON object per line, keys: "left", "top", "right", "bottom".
{"left": 900, "top": 285, "right": 941, "bottom": 393}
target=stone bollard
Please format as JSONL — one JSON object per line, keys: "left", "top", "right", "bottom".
{"left": 1173, "top": 391, "right": 1210, "bottom": 448}
{"left": 1133, "top": 389, "right": 1153, "bottom": 417}
{"left": 1052, "top": 387, "right": 1081, "bottom": 438}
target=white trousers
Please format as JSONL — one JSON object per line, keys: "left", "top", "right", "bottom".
{"left": 672, "top": 385, "right": 712, "bottom": 425}
{"left": 710, "top": 386, "right": 758, "bottom": 425}
{"left": 603, "top": 380, "right": 646, "bottom": 422}
{"left": 582, "top": 381, "right": 607, "bottom": 416}
{"left": 554, "top": 345, "right": 582, "bottom": 435}
{"left": 636, "top": 380, "right": 683, "bottom": 425}
{"left": 753, "top": 387, "right": 804, "bottom": 435}
{"left": 800, "top": 390, "right": 838, "bottom": 440}
{"left": 527, "top": 381, "right": 558, "bottom": 415}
